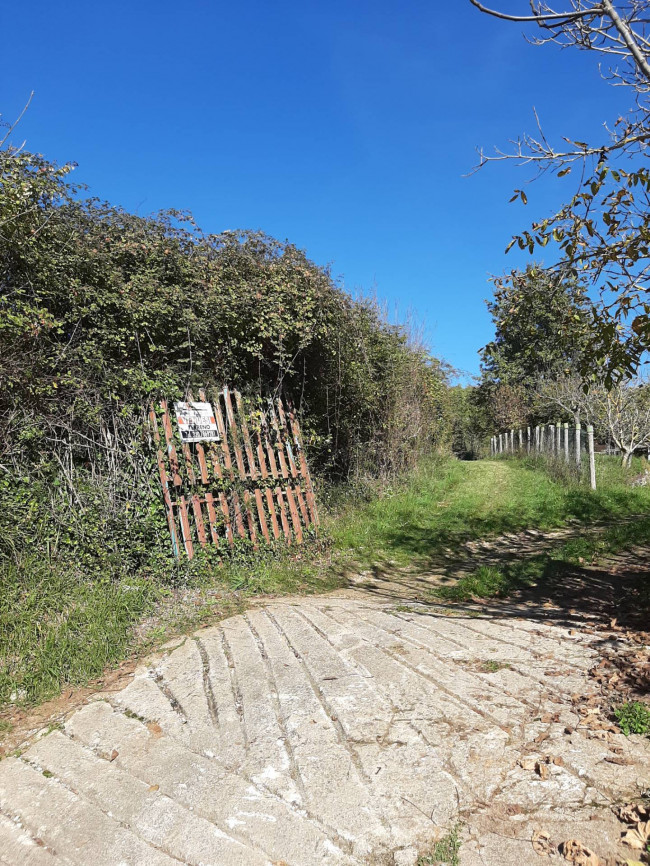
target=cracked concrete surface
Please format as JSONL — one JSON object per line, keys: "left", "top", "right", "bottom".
{"left": 1, "top": 594, "right": 649, "bottom": 865}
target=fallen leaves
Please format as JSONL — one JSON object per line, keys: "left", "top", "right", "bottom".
{"left": 558, "top": 838, "right": 601, "bottom": 865}
{"left": 532, "top": 828, "right": 555, "bottom": 856}
{"left": 616, "top": 803, "right": 650, "bottom": 853}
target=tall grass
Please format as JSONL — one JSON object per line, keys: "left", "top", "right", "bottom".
{"left": 330, "top": 454, "right": 650, "bottom": 571}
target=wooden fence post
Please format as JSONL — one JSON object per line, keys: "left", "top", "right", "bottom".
{"left": 548, "top": 424, "right": 554, "bottom": 455}
{"left": 563, "top": 422, "right": 569, "bottom": 462}
{"left": 575, "top": 422, "right": 582, "bottom": 471}
{"left": 587, "top": 424, "right": 596, "bottom": 490}
{"left": 527, "top": 426, "right": 531, "bottom": 453}
{"left": 518, "top": 428, "right": 523, "bottom": 451}
{"left": 556, "top": 421, "right": 561, "bottom": 456}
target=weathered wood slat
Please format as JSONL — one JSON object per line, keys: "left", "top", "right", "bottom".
{"left": 286, "top": 403, "right": 319, "bottom": 526}
{"left": 153, "top": 387, "right": 318, "bottom": 557}
{"left": 235, "top": 391, "right": 270, "bottom": 543}
{"left": 262, "top": 426, "right": 292, "bottom": 542}
{"left": 213, "top": 395, "right": 245, "bottom": 539}
{"left": 276, "top": 400, "right": 310, "bottom": 527}
{"left": 222, "top": 387, "right": 256, "bottom": 541}
{"left": 255, "top": 437, "right": 281, "bottom": 541}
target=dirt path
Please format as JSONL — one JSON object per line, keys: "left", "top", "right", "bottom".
{"left": 1, "top": 559, "right": 649, "bottom": 865}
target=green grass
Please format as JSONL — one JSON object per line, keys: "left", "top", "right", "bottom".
{"left": 3, "top": 453, "right": 649, "bottom": 712}
{"left": 0, "top": 540, "right": 342, "bottom": 709}
{"left": 330, "top": 455, "right": 650, "bottom": 572}
{"left": 417, "top": 824, "right": 462, "bottom": 865}
{"left": 614, "top": 702, "right": 650, "bottom": 736}
{"left": 433, "top": 514, "right": 650, "bottom": 603}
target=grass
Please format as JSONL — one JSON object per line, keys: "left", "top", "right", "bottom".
{"left": 3, "top": 452, "right": 649, "bottom": 713}
{"left": 0, "top": 540, "right": 342, "bottom": 709}
{"left": 432, "top": 514, "right": 650, "bottom": 603}
{"left": 417, "top": 824, "right": 462, "bottom": 865}
{"left": 330, "top": 454, "right": 650, "bottom": 572}
{"left": 614, "top": 702, "right": 650, "bottom": 736}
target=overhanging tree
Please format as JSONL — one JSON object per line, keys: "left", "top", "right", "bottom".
{"left": 478, "top": 265, "right": 593, "bottom": 425}
{"left": 470, "top": 0, "right": 650, "bottom": 381}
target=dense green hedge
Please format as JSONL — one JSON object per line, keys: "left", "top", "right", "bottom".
{"left": 0, "top": 145, "right": 451, "bottom": 575}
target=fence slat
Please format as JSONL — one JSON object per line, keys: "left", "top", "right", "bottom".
{"left": 234, "top": 391, "right": 271, "bottom": 544}
{"left": 255, "top": 436, "right": 282, "bottom": 541}
{"left": 277, "top": 400, "right": 310, "bottom": 527}
{"left": 213, "top": 394, "right": 246, "bottom": 539}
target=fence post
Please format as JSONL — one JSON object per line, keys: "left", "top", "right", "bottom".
{"left": 575, "top": 422, "right": 582, "bottom": 471}
{"left": 527, "top": 426, "right": 531, "bottom": 453}
{"left": 518, "top": 428, "right": 523, "bottom": 451}
{"left": 587, "top": 424, "right": 596, "bottom": 490}
{"left": 563, "top": 422, "right": 569, "bottom": 462}
{"left": 548, "top": 424, "right": 554, "bottom": 455}
{"left": 499, "top": 433, "right": 503, "bottom": 454}
{"left": 539, "top": 425, "right": 544, "bottom": 452}
{"left": 556, "top": 421, "right": 561, "bottom": 456}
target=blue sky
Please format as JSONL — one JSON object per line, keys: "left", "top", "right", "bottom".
{"left": 2, "top": 1, "right": 626, "bottom": 378}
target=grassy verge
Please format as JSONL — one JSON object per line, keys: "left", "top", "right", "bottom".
{"left": 3, "top": 452, "right": 649, "bottom": 713}
{"left": 330, "top": 454, "right": 650, "bottom": 572}
{"left": 432, "top": 514, "right": 650, "bottom": 603}
{"left": 0, "top": 540, "right": 341, "bottom": 709}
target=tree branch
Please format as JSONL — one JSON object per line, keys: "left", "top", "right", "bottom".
{"left": 601, "top": 0, "right": 650, "bottom": 79}
{"left": 469, "top": 0, "right": 603, "bottom": 23}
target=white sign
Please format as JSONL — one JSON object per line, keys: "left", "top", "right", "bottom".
{"left": 174, "top": 401, "right": 221, "bottom": 443}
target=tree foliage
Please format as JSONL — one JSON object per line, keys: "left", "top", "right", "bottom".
{"left": 478, "top": 265, "right": 593, "bottom": 425}
{"left": 0, "top": 140, "right": 452, "bottom": 579}
{"left": 470, "top": 0, "right": 650, "bottom": 380}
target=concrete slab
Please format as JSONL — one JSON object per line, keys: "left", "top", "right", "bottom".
{"left": 1, "top": 594, "right": 649, "bottom": 864}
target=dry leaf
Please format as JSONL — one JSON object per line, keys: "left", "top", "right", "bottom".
{"left": 558, "top": 838, "right": 602, "bottom": 865}
{"left": 519, "top": 757, "right": 537, "bottom": 770}
{"left": 148, "top": 784, "right": 159, "bottom": 792}
{"left": 621, "top": 828, "right": 646, "bottom": 850}
{"left": 109, "top": 749, "right": 118, "bottom": 762}
{"left": 146, "top": 721, "right": 163, "bottom": 738}
{"left": 532, "top": 829, "right": 555, "bottom": 856}
{"left": 535, "top": 731, "right": 550, "bottom": 744}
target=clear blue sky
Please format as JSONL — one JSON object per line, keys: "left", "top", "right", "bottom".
{"left": 2, "top": 1, "right": 625, "bottom": 378}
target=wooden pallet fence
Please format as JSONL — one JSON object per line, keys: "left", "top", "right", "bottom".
{"left": 149, "top": 387, "right": 319, "bottom": 558}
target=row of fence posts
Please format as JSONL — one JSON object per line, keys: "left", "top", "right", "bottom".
{"left": 490, "top": 422, "right": 597, "bottom": 490}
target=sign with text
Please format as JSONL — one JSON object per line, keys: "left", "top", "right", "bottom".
{"left": 174, "top": 401, "right": 220, "bottom": 443}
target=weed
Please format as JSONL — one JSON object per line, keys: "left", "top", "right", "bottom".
{"left": 42, "top": 769, "right": 54, "bottom": 778}
{"left": 614, "top": 702, "right": 650, "bottom": 736}
{"left": 417, "top": 823, "right": 462, "bottom": 865}
{"left": 0, "top": 720, "right": 12, "bottom": 737}
{"left": 480, "top": 660, "right": 510, "bottom": 673}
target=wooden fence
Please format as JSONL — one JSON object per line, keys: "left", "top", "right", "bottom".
{"left": 149, "top": 387, "right": 318, "bottom": 558}
{"left": 490, "top": 422, "right": 597, "bottom": 490}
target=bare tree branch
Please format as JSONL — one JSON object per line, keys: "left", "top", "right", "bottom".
{"left": 469, "top": 0, "right": 603, "bottom": 23}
